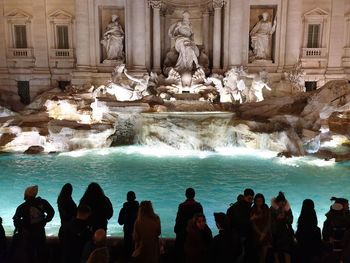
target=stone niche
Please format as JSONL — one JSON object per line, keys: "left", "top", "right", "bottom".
{"left": 99, "top": 6, "right": 125, "bottom": 65}
{"left": 249, "top": 5, "right": 277, "bottom": 65}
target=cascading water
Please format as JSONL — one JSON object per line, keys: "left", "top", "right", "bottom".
{"left": 137, "top": 112, "right": 237, "bottom": 151}
{"left": 135, "top": 111, "right": 304, "bottom": 155}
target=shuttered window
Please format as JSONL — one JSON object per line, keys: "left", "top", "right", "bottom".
{"left": 307, "top": 24, "right": 320, "bottom": 48}
{"left": 14, "top": 25, "right": 27, "bottom": 48}
{"left": 56, "top": 25, "right": 69, "bottom": 49}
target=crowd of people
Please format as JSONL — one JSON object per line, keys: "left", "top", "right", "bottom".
{"left": 0, "top": 183, "right": 350, "bottom": 263}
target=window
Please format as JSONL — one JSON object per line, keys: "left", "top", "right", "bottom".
{"left": 305, "top": 81, "right": 317, "bottom": 92}
{"left": 58, "top": 81, "right": 70, "bottom": 91}
{"left": 17, "top": 81, "right": 30, "bottom": 105}
{"left": 307, "top": 24, "right": 320, "bottom": 48}
{"left": 56, "top": 25, "right": 69, "bottom": 49}
{"left": 14, "top": 25, "right": 27, "bottom": 48}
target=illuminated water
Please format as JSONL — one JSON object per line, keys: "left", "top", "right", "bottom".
{"left": 0, "top": 146, "right": 349, "bottom": 237}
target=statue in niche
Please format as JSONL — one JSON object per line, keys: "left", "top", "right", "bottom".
{"left": 168, "top": 11, "right": 200, "bottom": 73}
{"left": 101, "top": 14, "right": 125, "bottom": 62}
{"left": 249, "top": 12, "right": 277, "bottom": 62}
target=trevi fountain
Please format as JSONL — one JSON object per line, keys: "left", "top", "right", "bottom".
{"left": 0, "top": 1, "right": 350, "bottom": 237}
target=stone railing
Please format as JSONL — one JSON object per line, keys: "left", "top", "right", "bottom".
{"left": 51, "top": 48, "right": 74, "bottom": 58}
{"left": 7, "top": 48, "right": 34, "bottom": 58}
{"left": 302, "top": 48, "right": 327, "bottom": 58}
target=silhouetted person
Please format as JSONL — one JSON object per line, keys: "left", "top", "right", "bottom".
{"left": 79, "top": 182, "right": 113, "bottom": 232}
{"left": 226, "top": 188, "right": 255, "bottom": 262}
{"left": 174, "top": 187, "right": 203, "bottom": 261}
{"left": 118, "top": 191, "right": 139, "bottom": 260}
{"left": 81, "top": 228, "right": 109, "bottom": 263}
{"left": 59, "top": 205, "right": 93, "bottom": 263}
{"left": 212, "top": 212, "right": 240, "bottom": 263}
{"left": 0, "top": 217, "right": 6, "bottom": 262}
{"left": 270, "top": 191, "right": 294, "bottom": 263}
{"left": 132, "top": 200, "right": 161, "bottom": 262}
{"left": 12, "top": 185, "right": 55, "bottom": 263}
{"left": 323, "top": 199, "right": 350, "bottom": 259}
{"left": 295, "top": 199, "right": 322, "bottom": 263}
{"left": 250, "top": 193, "right": 271, "bottom": 263}
{"left": 57, "top": 183, "right": 77, "bottom": 225}
{"left": 184, "top": 213, "right": 212, "bottom": 263}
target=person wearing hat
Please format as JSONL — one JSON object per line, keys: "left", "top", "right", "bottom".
{"left": 118, "top": 191, "right": 139, "bottom": 260}
{"left": 12, "top": 185, "right": 55, "bottom": 263}
{"left": 212, "top": 212, "right": 240, "bottom": 263}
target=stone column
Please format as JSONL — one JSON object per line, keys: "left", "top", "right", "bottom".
{"left": 212, "top": 0, "right": 225, "bottom": 71}
{"left": 0, "top": 0, "right": 7, "bottom": 69}
{"left": 285, "top": 0, "right": 302, "bottom": 67}
{"left": 228, "top": 0, "right": 244, "bottom": 66}
{"left": 127, "top": 0, "right": 147, "bottom": 72}
{"left": 327, "top": 0, "right": 345, "bottom": 74}
{"left": 202, "top": 9, "right": 210, "bottom": 54}
{"left": 32, "top": 0, "right": 49, "bottom": 70}
{"left": 149, "top": 0, "right": 162, "bottom": 73}
{"left": 75, "top": 0, "right": 90, "bottom": 69}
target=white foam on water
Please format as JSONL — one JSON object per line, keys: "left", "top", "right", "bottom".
{"left": 275, "top": 156, "right": 336, "bottom": 168}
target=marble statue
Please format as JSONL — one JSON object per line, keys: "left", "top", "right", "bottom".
{"left": 168, "top": 11, "right": 200, "bottom": 73}
{"left": 124, "top": 69, "right": 150, "bottom": 98}
{"left": 249, "top": 12, "right": 277, "bottom": 62}
{"left": 101, "top": 14, "right": 125, "bottom": 61}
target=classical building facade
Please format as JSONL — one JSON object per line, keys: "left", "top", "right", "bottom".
{"left": 0, "top": 0, "right": 350, "bottom": 106}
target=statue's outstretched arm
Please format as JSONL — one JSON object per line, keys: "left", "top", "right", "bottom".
{"left": 124, "top": 70, "right": 142, "bottom": 84}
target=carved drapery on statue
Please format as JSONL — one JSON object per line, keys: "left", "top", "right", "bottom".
{"left": 101, "top": 14, "right": 125, "bottom": 62}
{"left": 167, "top": 11, "right": 200, "bottom": 73}
{"left": 249, "top": 11, "right": 276, "bottom": 63}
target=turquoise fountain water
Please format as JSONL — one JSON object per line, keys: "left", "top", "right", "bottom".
{"left": 0, "top": 146, "right": 349, "bottom": 237}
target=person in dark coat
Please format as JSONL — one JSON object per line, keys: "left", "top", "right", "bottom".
{"left": 57, "top": 183, "right": 77, "bottom": 225}
{"left": 270, "top": 192, "right": 294, "bottom": 263}
{"left": 12, "top": 185, "right": 55, "bottom": 263}
{"left": 250, "top": 193, "right": 271, "bottom": 263}
{"left": 118, "top": 191, "right": 139, "bottom": 260}
{"left": 226, "top": 188, "right": 255, "bottom": 262}
{"left": 184, "top": 213, "right": 212, "bottom": 263}
{"left": 295, "top": 199, "right": 322, "bottom": 263}
{"left": 0, "top": 217, "right": 6, "bottom": 262}
{"left": 174, "top": 187, "right": 203, "bottom": 262}
{"left": 59, "top": 205, "right": 92, "bottom": 263}
{"left": 79, "top": 182, "right": 113, "bottom": 232}
{"left": 211, "top": 212, "right": 240, "bottom": 263}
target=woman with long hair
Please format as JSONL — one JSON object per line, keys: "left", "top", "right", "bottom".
{"left": 132, "top": 200, "right": 161, "bottom": 262}
{"left": 79, "top": 182, "right": 113, "bottom": 232}
{"left": 270, "top": 191, "right": 294, "bottom": 263}
{"left": 296, "top": 199, "right": 322, "bottom": 263}
{"left": 250, "top": 193, "right": 271, "bottom": 263}
{"left": 184, "top": 213, "right": 212, "bottom": 263}
{"left": 57, "top": 183, "right": 77, "bottom": 225}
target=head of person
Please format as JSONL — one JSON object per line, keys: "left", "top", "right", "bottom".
{"left": 138, "top": 200, "right": 157, "bottom": 219}
{"left": 331, "top": 197, "right": 349, "bottom": 212}
{"left": 127, "top": 191, "right": 136, "bottom": 202}
{"left": 275, "top": 191, "right": 287, "bottom": 208}
{"left": 93, "top": 228, "right": 107, "bottom": 247}
{"left": 193, "top": 213, "right": 206, "bottom": 230}
{"left": 185, "top": 187, "right": 195, "bottom": 199}
{"left": 58, "top": 183, "right": 73, "bottom": 202}
{"left": 253, "top": 193, "right": 266, "bottom": 208}
{"left": 298, "top": 199, "right": 317, "bottom": 227}
{"left": 182, "top": 11, "right": 190, "bottom": 22}
{"left": 243, "top": 188, "right": 255, "bottom": 204}
{"left": 262, "top": 12, "right": 269, "bottom": 21}
{"left": 24, "top": 185, "right": 38, "bottom": 201}
{"left": 111, "top": 14, "right": 119, "bottom": 22}
{"left": 77, "top": 205, "right": 91, "bottom": 220}
{"left": 214, "top": 212, "right": 229, "bottom": 231}
{"left": 81, "top": 182, "right": 104, "bottom": 202}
